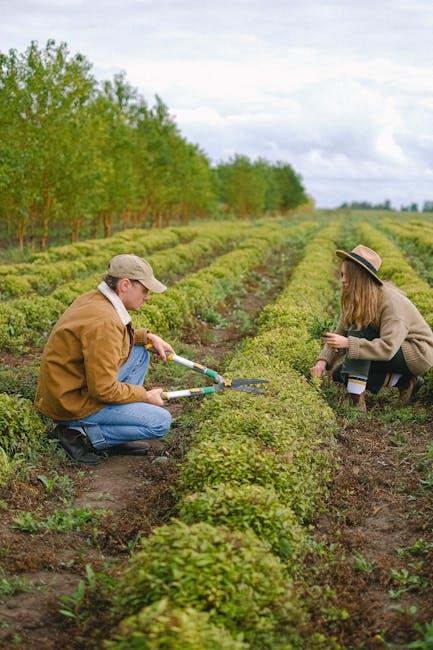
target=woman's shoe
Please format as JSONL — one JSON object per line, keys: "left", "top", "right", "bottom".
{"left": 347, "top": 392, "right": 367, "bottom": 412}
{"left": 398, "top": 376, "right": 424, "bottom": 405}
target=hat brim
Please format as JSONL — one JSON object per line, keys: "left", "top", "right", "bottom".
{"left": 336, "top": 250, "right": 383, "bottom": 286}
{"left": 137, "top": 277, "right": 167, "bottom": 293}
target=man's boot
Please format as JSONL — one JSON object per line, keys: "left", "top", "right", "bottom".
{"left": 398, "top": 375, "right": 424, "bottom": 405}
{"left": 105, "top": 441, "right": 152, "bottom": 456}
{"left": 51, "top": 425, "right": 101, "bottom": 465}
{"left": 348, "top": 392, "right": 367, "bottom": 412}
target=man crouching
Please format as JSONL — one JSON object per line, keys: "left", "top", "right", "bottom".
{"left": 35, "top": 254, "right": 174, "bottom": 465}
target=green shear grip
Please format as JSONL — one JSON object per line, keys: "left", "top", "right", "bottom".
{"left": 202, "top": 386, "right": 217, "bottom": 395}
{"left": 204, "top": 368, "right": 219, "bottom": 380}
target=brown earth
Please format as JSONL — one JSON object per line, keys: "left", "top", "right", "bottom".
{"left": 307, "top": 388, "right": 433, "bottom": 649}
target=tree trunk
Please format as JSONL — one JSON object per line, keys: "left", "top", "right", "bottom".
{"left": 122, "top": 210, "right": 130, "bottom": 229}
{"left": 16, "top": 221, "right": 25, "bottom": 250}
{"left": 71, "top": 217, "right": 81, "bottom": 242}
{"left": 102, "top": 212, "right": 113, "bottom": 238}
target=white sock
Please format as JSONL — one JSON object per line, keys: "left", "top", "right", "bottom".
{"left": 389, "top": 373, "right": 402, "bottom": 388}
{"left": 347, "top": 378, "right": 367, "bottom": 395}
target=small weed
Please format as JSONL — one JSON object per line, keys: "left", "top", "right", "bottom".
{"left": 376, "top": 406, "right": 428, "bottom": 425}
{"left": 37, "top": 472, "right": 75, "bottom": 502}
{"left": 352, "top": 551, "right": 373, "bottom": 573}
{"left": 198, "top": 308, "right": 228, "bottom": 328}
{"left": 0, "top": 448, "right": 22, "bottom": 486}
{"left": 397, "top": 538, "right": 433, "bottom": 557}
{"left": 58, "top": 563, "right": 116, "bottom": 621}
{"left": 0, "top": 570, "right": 34, "bottom": 601}
{"left": 308, "top": 315, "right": 338, "bottom": 340}
{"left": 407, "top": 619, "right": 433, "bottom": 649}
{"left": 12, "top": 507, "right": 107, "bottom": 533}
{"left": 388, "top": 566, "right": 428, "bottom": 599}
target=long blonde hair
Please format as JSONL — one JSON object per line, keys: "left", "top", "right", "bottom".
{"left": 341, "top": 260, "right": 382, "bottom": 329}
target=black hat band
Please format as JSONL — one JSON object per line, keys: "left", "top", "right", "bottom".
{"left": 349, "top": 252, "right": 380, "bottom": 276}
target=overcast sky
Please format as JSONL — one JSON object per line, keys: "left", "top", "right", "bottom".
{"left": 1, "top": 0, "right": 433, "bottom": 208}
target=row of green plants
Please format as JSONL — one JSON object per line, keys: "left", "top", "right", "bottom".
{"left": 258, "top": 221, "right": 341, "bottom": 374}
{"left": 358, "top": 223, "right": 433, "bottom": 327}
{"left": 0, "top": 222, "right": 258, "bottom": 351}
{"left": 0, "top": 221, "right": 251, "bottom": 298}
{"left": 132, "top": 221, "right": 316, "bottom": 337}
{"left": 104, "top": 224, "right": 342, "bottom": 649}
{"left": 0, "top": 220, "right": 315, "bottom": 468}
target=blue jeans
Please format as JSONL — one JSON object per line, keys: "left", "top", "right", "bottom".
{"left": 57, "top": 345, "right": 172, "bottom": 450}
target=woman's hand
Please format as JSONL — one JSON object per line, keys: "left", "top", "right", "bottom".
{"left": 310, "top": 360, "right": 327, "bottom": 378}
{"left": 322, "top": 332, "right": 349, "bottom": 349}
{"left": 147, "top": 333, "right": 175, "bottom": 361}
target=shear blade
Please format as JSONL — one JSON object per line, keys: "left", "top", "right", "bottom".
{"left": 232, "top": 386, "right": 266, "bottom": 394}
{"left": 230, "top": 378, "right": 268, "bottom": 388}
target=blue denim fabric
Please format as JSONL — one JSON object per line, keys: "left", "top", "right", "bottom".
{"left": 57, "top": 345, "right": 172, "bottom": 449}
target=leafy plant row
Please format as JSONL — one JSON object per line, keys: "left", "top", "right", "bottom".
{"left": 0, "top": 221, "right": 314, "bottom": 466}
{"left": 380, "top": 218, "right": 433, "bottom": 260}
{"left": 358, "top": 223, "right": 433, "bottom": 326}
{"left": 105, "top": 223, "right": 341, "bottom": 650}
{"left": 0, "top": 222, "right": 260, "bottom": 352}
{"left": 0, "top": 222, "right": 250, "bottom": 299}
{"left": 258, "top": 221, "right": 342, "bottom": 374}
{"left": 132, "top": 221, "right": 316, "bottom": 337}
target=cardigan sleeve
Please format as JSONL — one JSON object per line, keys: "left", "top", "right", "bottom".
{"left": 347, "top": 317, "right": 408, "bottom": 361}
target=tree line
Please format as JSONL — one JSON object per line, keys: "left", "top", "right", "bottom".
{"left": 0, "top": 41, "right": 308, "bottom": 249}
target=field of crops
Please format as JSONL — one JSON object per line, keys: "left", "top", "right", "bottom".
{"left": 1, "top": 210, "right": 433, "bottom": 649}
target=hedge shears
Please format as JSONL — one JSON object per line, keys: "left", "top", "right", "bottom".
{"left": 146, "top": 344, "right": 267, "bottom": 400}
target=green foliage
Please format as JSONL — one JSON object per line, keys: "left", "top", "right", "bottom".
{"left": 179, "top": 483, "right": 306, "bottom": 565}
{"left": 0, "top": 448, "right": 19, "bottom": 486}
{"left": 12, "top": 506, "right": 107, "bottom": 533}
{"left": 214, "top": 155, "right": 307, "bottom": 218}
{"left": 0, "top": 359, "right": 40, "bottom": 400}
{"left": 59, "top": 563, "right": 116, "bottom": 621}
{"left": 0, "top": 569, "right": 34, "bottom": 601}
{"left": 407, "top": 620, "right": 433, "bottom": 649}
{"left": 0, "top": 393, "right": 46, "bottom": 455}
{"left": 105, "top": 598, "right": 248, "bottom": 650}
{"left": 114, "top": 521, "right": 303, "bottom": 648}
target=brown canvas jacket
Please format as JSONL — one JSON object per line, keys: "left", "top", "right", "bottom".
{"left": 35, "top": 289, "right": 148, "bottom": 420}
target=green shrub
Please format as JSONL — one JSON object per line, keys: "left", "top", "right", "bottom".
{"left": 114, "top": 521, "right": 303, "bottom": 649}
{"left": 1, "top": 275, "right": 32, "bottom": 299}
{"left": 0, "top": 305, "right": 27, "bottom": 352}
{"left": 0, "top": 361, "right": 39, "bottom": 400}
{"left": 106, "top": 598, "right": 247, "bottom": 650}
{"left": 0, "top": 393, "right": 46, "bottom": 455}
{"left": 179, "top": 483, "right": 306, "bottom": 565}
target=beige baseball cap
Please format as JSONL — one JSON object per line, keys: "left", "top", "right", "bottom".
{"left": 108, "top": 254, "right": 167, "bottom": 293}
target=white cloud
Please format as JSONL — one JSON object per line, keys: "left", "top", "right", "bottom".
{"left": 1, "top": 0, "right": 433, "bottom": 206}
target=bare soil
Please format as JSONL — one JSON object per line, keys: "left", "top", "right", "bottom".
{"left": 307, "top": 389, "right": 433, "bottom": 649}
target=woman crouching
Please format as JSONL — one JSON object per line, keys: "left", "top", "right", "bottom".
{"left": 310, "top": 245, "right": 433, "bottom": 412}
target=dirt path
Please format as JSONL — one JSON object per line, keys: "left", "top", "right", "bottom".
{"left": 0, "top": 250, "right": 297, "bottom": 649}
{"left": 310, "top": 391, "right": 433, "bottom": 648}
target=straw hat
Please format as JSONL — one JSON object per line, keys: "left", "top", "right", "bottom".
{"left": 336, "top": 244, "right": 383, "bottom": 285}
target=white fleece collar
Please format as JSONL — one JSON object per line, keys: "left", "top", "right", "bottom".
{"left": 97, "top": 281, "right": 132, "bottom": 326}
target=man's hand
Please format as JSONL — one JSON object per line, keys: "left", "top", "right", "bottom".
{"left": 146, "top": 387, "right": 166, "bottom": 406}
{"left": 147, "top": 333, "right": 174, "bottom": 362}
{"left": 322, "top": 332, "right": 349, "bottom": 350}
{"left": 310, "top": 360, "right": 327, "bottom": 378}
